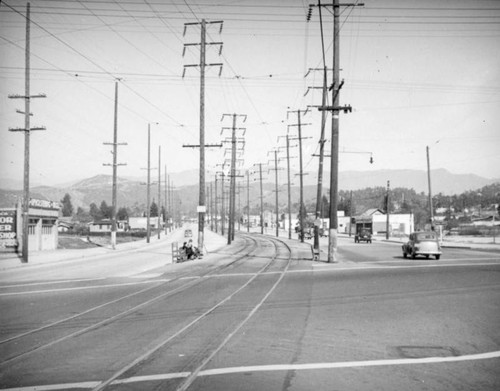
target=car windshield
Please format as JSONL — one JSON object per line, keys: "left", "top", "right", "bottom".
{"left": 415, "top": 232, "right": 438, "bottom": 241}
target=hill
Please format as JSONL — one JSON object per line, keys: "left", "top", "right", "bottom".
{"left": 1, "top": 170, "right": 498, "bottom": 212}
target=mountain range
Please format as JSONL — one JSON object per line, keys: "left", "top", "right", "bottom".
{"left": 0, "top": 169, "right": 498, "bottom": 210}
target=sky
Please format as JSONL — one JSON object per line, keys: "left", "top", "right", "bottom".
{"left": 1, "top": 0, "right": 500, "bottom": 189}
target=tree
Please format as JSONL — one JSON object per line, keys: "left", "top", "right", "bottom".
{"left": 60, "top": 193, "right": 73, "bottom": 217}
{"left": 117, "top": 207, "right": 129, "bottom": 221}
{"left": 150, "top": 200, "right": 158, "bottom": 217}
{"left": 76, "top": 206, "right": 91, "bottom": 223}
{"left": 100, "top": 200, "right": 112, "bottom": 219}
{"left": 89, "top": 203, "right": 102, "bottom": 221}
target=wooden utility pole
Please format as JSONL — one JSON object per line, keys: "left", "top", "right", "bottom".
{"left": 167, "top": 165, "right": 169, "bottom": 235}
{"left": 221, "top": 113, "right": 246, "bottom": 244}
{"left": 214, "top": 174, "right": 219, "bottom": 233}
{"left": 247, "top": 170, "right": 250, "bottom": 232}
{"left": 427, "top": 146, "right": 434, "bottom": 230}
{"left": 312, "top": 0, "right": 361, "bottom": 262}
{"left": 183, "top": 19, "right": 223, "bottom": 255}
{"left": 314, "top": 67, "right": 328, "bottom": 253}
{"left": 272, "top": 151, "right": 280, "bottom": 237}
{"left": 254, "top": 163, "right": 265, "bottom": 234}
{"left": 288, "top": 110, "right": 311, "bottom": 243}
{"left": 158, "top": 146, "right": 161, "bottom": 239}
{"left": 328, "top": 0, "right": 341, "bottom": 262}
{"left": 210, "top": 182, "right": 214, "bottom": 231}
{"left": 349, "top": 190, "right": 353, "bottom": 237}
{"left": 221, "top": 172, "right": 226, "bottom": 236}
{"left": 386, "top": 180, "right": 390, "bottom": 240}
{"left": 146, "top": 125, "right": 151, "bottom": 243}
{"left": 7, "top": 3, "right": 46, "bottom": 263}
{"left": 103, "top": 81, "right": 127, "bottom": 249}
{"left": 286, "top": 136, "right": 292, "bottom": 239}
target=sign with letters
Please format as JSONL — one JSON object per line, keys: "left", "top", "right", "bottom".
{"left": 0, "top": 209, "right": 18, "bottom": 249}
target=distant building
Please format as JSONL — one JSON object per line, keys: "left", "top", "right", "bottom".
{"left": 88, "top": 219, "right": 128, "bottom": 233}
{"left": 128, "top": 216, "right": 161, "bottom": 230}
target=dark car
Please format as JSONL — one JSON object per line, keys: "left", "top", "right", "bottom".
{"left": 354, "top": 229, "right": 372, "bottom": 243}
{"left": 184, "top": 229, "right": 193, "bottom": 238}
{"left": 402, "top": 231, "right": 442, "bottom": 260}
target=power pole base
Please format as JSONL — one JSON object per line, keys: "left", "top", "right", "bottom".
{"left": 327, "top": 228, "right": 338, "bottom": 263}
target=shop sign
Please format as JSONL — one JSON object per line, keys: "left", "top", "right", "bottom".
{"left": 0, "top": 210, "right": 18, "bottom": 248}
{"left": 29, "top": 198, "right": 60, "bottom": 210}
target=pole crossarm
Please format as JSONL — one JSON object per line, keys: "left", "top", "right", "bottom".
{"left": 9, "top": 126, "right": 45, "bottom": 132}
{"left": 16, "top": 109, "right": 33, "bottom": 116}
{"left": 182, "top": 143, "right": 222, "bottom": 148}
{"left": 8, "top": 94, "right": 46, "bottom": 99}
{"left": 317, "top": 105, "right": 352, "bottom": 113}
{"left": 183, "top": 20, "right": 223, "bottom": 35}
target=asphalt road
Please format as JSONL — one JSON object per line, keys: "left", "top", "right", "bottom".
{"left": 0, "top": 233, "right": 499, "bottom": 391}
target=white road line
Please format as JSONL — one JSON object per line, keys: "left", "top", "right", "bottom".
{"left": 2, "top": 351, "right": 499, "bottom": 391}
{"left": 311, "top": 262, "right": 500, "bottom": 271}
{"left": 0, "top": 278, "right": 107, "bottom": 289}
{"left": 0, "top": 280, "right": 164, "bottom": 296}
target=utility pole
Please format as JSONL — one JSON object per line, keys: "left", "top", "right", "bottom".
{"left": 217, "top": 171, "right": 226, "bottom": 236}
{"left": 157, "top": 146, "right": 161, "bottom": 239}
{"left": 278, "top": 135, "right": 294, "bottom": 239}
{"left": 167, "top": 165, "right": 169, "bottom": 235}
{"left": 237, "top": 183, "right": 241, "bottom": 232}
{"left": 386, "top": 180, "right": 390, "bottom": 240}
{"left": 8, "top": 3, "right": 46, "bottom": 263}
{"left": 305, "top": 66, "right": 330, "bottom": 255}
{"left": 103, "top": 81, "right": 127, "bottom": 250}
{"left": 253, "top": 163, "right": 265, "bottom": 234}
{"left": 268, "top": 151, "right": 282, "bottom": 237}
{"left": 275, "top": 151, "right": 279, "bottom": 237}
{"left": 288, "top": 109, "right": 312, "bottom": 243}
{"left": 221, "top": 113, "right": 246, "bottom": 244}
{"left": 312, "top": 0, "right": 361, "bottom": 262}
{"left": 349, "top": 190, "right": 353, "bottom": 237}
{"left": 427, "top": 145, "right": 434, "bottom": 231}
{"left": 210, "top": 182, "right": 214, "bottom": 231}
{"left": 214, "top": 173, "right": 219, "bottom": 233}
{"left": 183, "top": 19, "right": 223, "bottom": 255}
{"left": 247, "top": 170, "right": 250, "bottom": 232}
{"left": 143, "top": 125, "right": 152, "bottom": 243}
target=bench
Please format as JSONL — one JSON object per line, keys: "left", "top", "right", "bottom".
{"left": 171, "top": 242, "right": 188, "bottom": 263}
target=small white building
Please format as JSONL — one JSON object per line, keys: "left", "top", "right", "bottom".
{"left": 88, "top": 219, "right": 128, "bottom": 233}
{"left": 128, "top": 216, "right": 161, "bottom": 230}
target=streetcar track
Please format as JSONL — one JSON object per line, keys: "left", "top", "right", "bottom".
{"left": 90, "top": 234, "right": 293, "bottom": 391}
{"left": 0, "top": 235, "right": 262, "bottom": 367}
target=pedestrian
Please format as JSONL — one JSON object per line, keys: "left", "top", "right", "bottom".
{"left": 186, "top": 239, "right": 194, "bottom": 259}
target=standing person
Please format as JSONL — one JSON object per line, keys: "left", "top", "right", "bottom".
{"left": 186, "top": 239, "right": 194, "bottom": 259}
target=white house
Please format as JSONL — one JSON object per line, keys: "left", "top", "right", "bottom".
{"left": 88, "top": 219, "right": 127, "bottom": 233}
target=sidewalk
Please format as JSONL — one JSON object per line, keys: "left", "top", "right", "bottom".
{"left": 0, "top": 227, "right": 228, "bottom": 271}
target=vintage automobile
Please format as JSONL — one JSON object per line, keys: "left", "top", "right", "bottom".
{"left": 184, "top": 229, "right": 193, "bottom": 238}
{"left": 402, "top": 231, "right": 442, "bottom": 260}
{"left": 354, "top": 229, "right": 372, "bottom": 243}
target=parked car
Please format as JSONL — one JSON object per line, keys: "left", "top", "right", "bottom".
{"left": 402, "top": 231, "right": 442, "bottom": 260}
{"left": 354, "top": 229, "right": 372, "bottom": 243}
{"left": 184, "top": 229, "right": 193, "bottom": 238}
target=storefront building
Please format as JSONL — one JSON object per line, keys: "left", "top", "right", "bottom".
{"left": 0, "top": 199, "right": 60, "bottom": 253}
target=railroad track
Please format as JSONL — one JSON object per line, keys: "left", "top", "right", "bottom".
{"left": 0, "top": 234, "right": 296, "bottom": 391}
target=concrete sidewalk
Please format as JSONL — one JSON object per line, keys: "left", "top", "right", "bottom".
{"left": 0, "top": 227, "right": 228, "bottom": 271}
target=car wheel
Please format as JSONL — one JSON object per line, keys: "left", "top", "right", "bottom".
{"left": 411, "top": 250, "right": 416, "bottom": 259}
{"left": 435, "top": 255, "right": 440, "bottom": 260}
{"left": 403, "top": 252, "right": 407, "bottom": 259}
